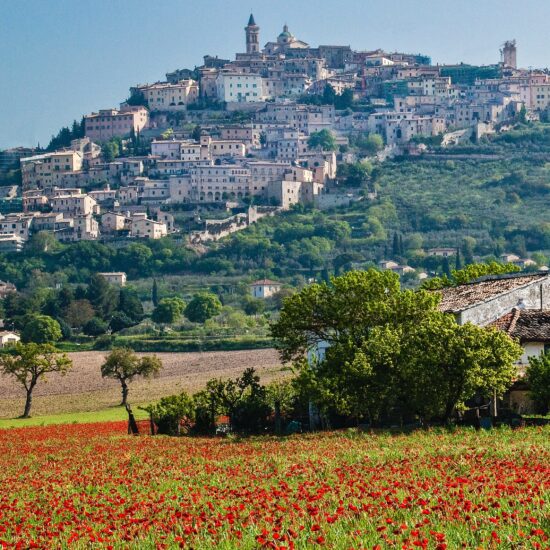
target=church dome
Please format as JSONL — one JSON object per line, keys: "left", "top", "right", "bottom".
{"left": 278, "top": 24, "right": 294, "bottom": 42}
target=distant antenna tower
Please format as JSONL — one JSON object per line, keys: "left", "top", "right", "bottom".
{"left": 500, "top": 39, "right": 517, "bottom": 69}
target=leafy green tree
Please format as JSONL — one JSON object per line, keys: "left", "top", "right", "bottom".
{"left": 307, "top": 129, "right": 337, "bottom": 151}
{"left": 26, "top": 231, "right": 60, "bottom": 254}
{"left": 64, "top": 299, "right": 95, "bottom": 329}
{"left": 143, "top": 391, "right": 195, "bottom": 435}
{"left": 526, "top": 352, "right": 550, "bottom": 413}
{"left": 87, "top": 274, "right": 118, "bottom": 317}
{"left": 422, "top": 262, "right": 520, "bottom": 290}
{"left": 271, "top": 270, "right": 438, "bottom": 363}
{"left": 21, "top": 315, "right": 62, "bottom": 344}
{"left": 151, "top": 297, "right": 186, "bottom": 325}
{"left": 109, "top": 312, "right": 135, "bottom": 333}
{"left": 100, "top": 348, "right": 162, "bottom": 406}
{"left": 102, "top": 139, "right": 121, "bottom": 162}
{"left": 0, "top": 343, "right": 72, "bottom": 417}
{"left": 242, "top": 295, "right": 265, "bottom": 316}
{"left": 336, "top": 162, "right": 372, "bottom": 188}
{"left": 83, "top": 317, "right": 108, "bottom": 337}
{"left": 272, "top": 270, "right": 521, "bottom": 424}
{"left": 202, "top": 368, "right": 270, "bottom": 433}
{"left": 185, "top": 293, "right": 222, "bottom": 323}
{"left": 118, "top": 288, "right": 143, "bottom": 321}
{"left": 401, "top": 315, "right": 521, "bottom": 421}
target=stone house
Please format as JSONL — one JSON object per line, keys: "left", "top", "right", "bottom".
{"left": 250, "top": 279, "right": 282, "bottom": 299}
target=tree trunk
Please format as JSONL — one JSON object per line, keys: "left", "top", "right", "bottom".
{"left": 120, "top": 380, "right": 129, "bottom": 406}
{"left": 274, "top": 400, "right": 282, "bottom": 435}
{"left": 22, "top": 388, "right": 33, "bottom": 418}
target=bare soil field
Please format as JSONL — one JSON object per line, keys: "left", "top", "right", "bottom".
{"left": 0, "top": 349, "right": 284, "bottom": 418}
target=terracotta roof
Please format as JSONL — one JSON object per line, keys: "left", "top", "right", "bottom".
{"left": 251, "top": 279, "right": 282, "bottom": 286}
{"left": 490, "top": 308, "right": 550, "bottom": 342}
{"left": 438, "top": 273, "right": 549, "bottom": 313}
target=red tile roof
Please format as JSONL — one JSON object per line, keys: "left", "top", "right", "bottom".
{"left": 438, "top": 273, "right": 549, "bottom": 313}
{"left": 490, "top": 308, "right": 550, "bottom": 342}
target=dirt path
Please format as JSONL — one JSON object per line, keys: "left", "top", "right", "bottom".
{"left": 0, "top": 349, "right": 284, "bottom": 418}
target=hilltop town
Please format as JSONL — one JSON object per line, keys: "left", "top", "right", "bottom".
{"left": 0, "top": 18, "right": 544, "bottom": 252}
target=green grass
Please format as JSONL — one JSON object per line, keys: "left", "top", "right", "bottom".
{"left": 0, "top": 406, "right": 149, "bottom": 429}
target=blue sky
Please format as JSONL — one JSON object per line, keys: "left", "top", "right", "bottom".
{"left": 2, "top": 0, "right": 550, "bottom": 148}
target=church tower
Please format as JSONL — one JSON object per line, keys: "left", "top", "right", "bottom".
{"left": 245, "top": 14, "right": 260, "bottom": 55}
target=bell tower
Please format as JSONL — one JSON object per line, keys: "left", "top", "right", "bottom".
{"left": 245, "top": 13, "right": 260, "bottom": 55}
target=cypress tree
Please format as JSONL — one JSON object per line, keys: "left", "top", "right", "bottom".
{"left": 455, "top": 248, "right": 462, "bottom": 270}
{"left": 392, "top": 233, "right": 400, "bottom": 257}
{"left": 152, "top": 279, "right": 159, "bottom": 307}
{"left": 442, "top": 256, "right": 452, "bottom": 278}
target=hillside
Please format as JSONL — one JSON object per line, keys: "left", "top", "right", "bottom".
{"left": 191, "top": 124, "right": 550, "bottom": 281}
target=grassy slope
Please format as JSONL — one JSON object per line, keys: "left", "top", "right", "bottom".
{"left": 0, "top": 406, "right": 148, "bottom": 429}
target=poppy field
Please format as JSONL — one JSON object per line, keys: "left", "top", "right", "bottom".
{"left": 0, "top": 423, "right": 548, "bottom": 549}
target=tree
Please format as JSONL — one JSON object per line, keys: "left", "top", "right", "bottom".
{"left": 102, "top": 139, "right": 120, "bottom": 162}
{"left": 144, "top": 391, "right": 195, "bottom": 435}
{"left": 242, "top": 295, "right": 265, "bottom": 316}
{"left": 83, "top": 317, "right": 108, "bottom": 337}
{"left": 322, "top": 83, "right": 337, "bottom": 105}
{"left": 118, "top": 288, "right": 143, "bottom": 322}
{"left": 87, "top": 274, "right": 118, "bottom": 317}
{"left": 191, "top": 125, "right": 202, "bottom": 141}
{"left": 271, "top": 270, "right": 438, "bottom": 364}
{"left": 64, "top": 299, "right": 95, "bottom": 329}
{"left": 185, "top": 293, "right": 222, "bottom": 323}
{"left": 271, "top": 270, "right": 521, "bottom": 424}
{"left": 401, "top": 315, "right": 521, "bottom": 421}
{"left": 109, "top": 312, "right": 135, "bottom": 333}
{"left": 21, "top": 315, "right": 62, "bottom": 344}
{"left": 455, "top": 248, "right": 463, "bottom": 271}
{"left": 421, "top": 262, "right": 520, "bottom": 290}
{"left": 151, "top": 297, "right": 186, "bottom": 325}
{"left": 152, "top": 279, "right": 160, "bottom": 307}
{"left": 0, "top": 343, "right": 72, "bottom": 417}
{"left": 307, "top": 129, "right": 337, "bottom": 151}
{"left": 526, "top": 352, "right": 550, "bottom": 413}
{"left": 26, "top": 231, "right": 60, "bottom": 254}
{"left": 100, "top": 348, "right": 162, "bottom": 406}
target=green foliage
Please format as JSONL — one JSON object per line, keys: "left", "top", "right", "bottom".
{"left": 307, "top": 129, "right": 337, "bottom": 151}
{"left": 0, "top": 342, "right": 72, "bottom": 417}
{"left": 21, "top": 315, "right": 62, "bottom": 344}
{"left": 143, "top": 392, "right": 195, "bottom": 435}
{"left": 151, "top": 297, "right": 186, "bottom": 325}
{"left": 83, "top": 317, "right": 108, "bottom": 337}
{"left": 46, "top": 119, "right": 85, "bottom": 151}
{"left": 100, "top": 347, "right": 162, "bottom": 405}
{"left": 273, "top": 270, "right": 521, "bottom": 423}
{"left": 337, "top": 161, "right": 373, "bottom": 187}
{"left": 185, "top": 293, "right": 222, "bottom": 323}
{"left": 196, "top": 368, "right": 271, "bottom": 433}
{"left": 526, "top": 352, "right": 550, "bottom": 413}
{"left": 101, "top": 138, "right": 122, "bottom": 162}
{"left": 350, "top": 133, "right": 384, "bottom": 156}
{"left": 421, "top": 262, "right": 520, "bottom": 290}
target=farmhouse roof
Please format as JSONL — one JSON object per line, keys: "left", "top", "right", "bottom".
{"left": 438, "top": 272, "right": 549, "bottom": 313}
{"left": 491, "top": 308, "right": 550, "bottom": 342}
{"left": 251, "top": 279, "right": 282, "bottom": 286}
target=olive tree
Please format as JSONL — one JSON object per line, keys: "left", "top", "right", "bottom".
{"left": 100, "top": 348, "right": 162, "bottom": 406}
{"left": 0, "top": 342, "right": 72, "bottom": 418}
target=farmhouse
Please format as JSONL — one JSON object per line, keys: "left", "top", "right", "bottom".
{"left": 0, "top": 331, "right": 20, "bottom": 348}
{"left": 438, "top": 272, "right": 550, "bottom": 327}
{"left": 250, "top": 279, "right": 282, "bottom": 299}
{"left": 97, "top": 272, "right": 127, "bottom": 286}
